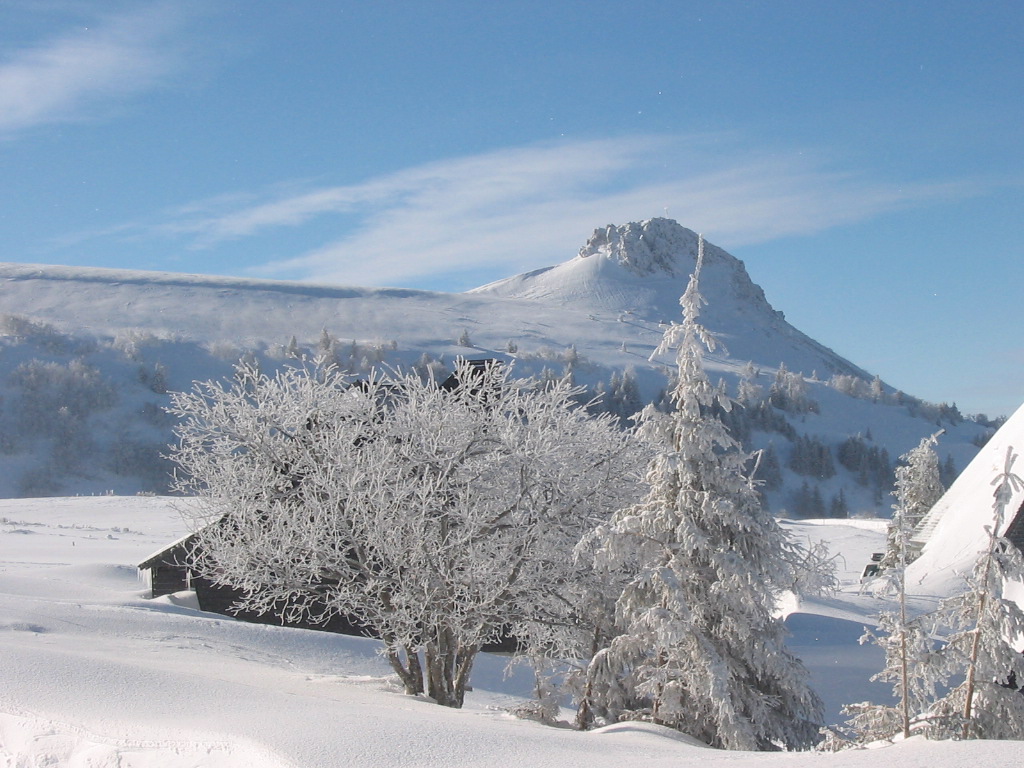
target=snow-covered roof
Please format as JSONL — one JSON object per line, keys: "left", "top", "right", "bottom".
{"left": 906, "top": 401, "right": 1024, "bottom": 596}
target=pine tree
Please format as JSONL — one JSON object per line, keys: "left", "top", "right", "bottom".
{"left": 881, "top": 432, "right": 945, "bottom": 570}
{"left": 844, "top": 606, "right": 938, "bottom": 743}
{"left": 736, "top": 361, "right": 763, "bottom": 406}
{"left": 846, "top": 438, "right": 945, "bottom": 743}
{"left": 828, "top": 488, "right": 849, "bottom": 519}
{"left": 921, "top": 447, "right": 1024, "bottom": 739}
{"left": 585, "top": 236, "right": 824, "bottom": 750}
{"left": 850, "top": 447, "right": 1024, "bottom": 742}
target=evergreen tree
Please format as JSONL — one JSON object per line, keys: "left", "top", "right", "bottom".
{"left": 789, "top": 435, "right": 835, "bottom": 480}
{"left": 881, "top": 432, "right": 945, "bottom": 570}
{"left": 846, "top": 435, "right": 945, "bottom": 742}
{"left": 921, "top": 447, "right": 1024, "bottom": 739}
{"left": 849, "top": 447, "right": 1024, "bottom": 742}
{"left": 316, "top": 329, "right": 341, "bottom": 366}
{"left": 940, "top": 454, "right": 958, "bottom": 487}
{"left": 585, "top": 236, "right": 824, "bottom": 750}
{"left": 736, "top": 361, "right": 763, "bottom": 406}
{"left": 828, "top": 489, "right": 849, "bottom": 519}
{"left": 844, "top": 607, "right": 938, "bottom": 743}
{"left": 870, "top": 375, "right": 884, "bottom": 403}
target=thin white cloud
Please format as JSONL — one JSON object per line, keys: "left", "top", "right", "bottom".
{"left": 0, "top": 4, "right": 189, "bottom": 135}
{"left": 166, "top": 137, "right": 670, "bottom": 248}
{"left": 85, "top": 135, "right": 983, "bottom": 289}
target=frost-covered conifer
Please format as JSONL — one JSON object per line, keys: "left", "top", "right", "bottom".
{"left": 736, "top": 361, "right": 763, "bottom": 406}
{"left": 852, "top": 447, "right": 1024, "bottom": 742}
{"left": 585, "top": 236, "right": 826, "bottom": 750}
{"left": 846, "top": 437, "right": 945, "bottom": 742}
{"left": 880, "top": 432, "right": 945, "bottom": 570}
{"left": 843, "top": 605, "right": 938, "bottom": 742}
{"left": 918, "top": 447, "right": 1024, "bottom": 740}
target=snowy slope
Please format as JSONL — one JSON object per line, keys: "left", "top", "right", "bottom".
{"left": 4, "top": 497, "right": 1022, "bottom": 767}
{"left": 0, "top": 220, "right": 878, "bottom": 381}
{"left": 472, "top": 219, "right": 867, "bottom": 378}
{"left": 0, "top": 219, "right": 993, "bottom": 509}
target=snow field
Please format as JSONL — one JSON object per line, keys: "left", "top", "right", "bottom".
{"left": 3, "top": 497, "right": 1021, "bottom": 767}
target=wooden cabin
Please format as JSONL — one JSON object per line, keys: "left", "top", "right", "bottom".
{"left": 138, "top": 530, "right": 372, "bottom": 636}
{"left": 138, "top": 531, "right": 200, "bottom": 598}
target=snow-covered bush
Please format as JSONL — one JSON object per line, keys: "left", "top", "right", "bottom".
{"left": 168, "top": 359, "right": 638, "bottom": 709}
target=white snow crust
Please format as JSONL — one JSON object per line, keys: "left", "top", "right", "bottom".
{"left": 3, "top": 497, "right": 1021, "bottom": 767}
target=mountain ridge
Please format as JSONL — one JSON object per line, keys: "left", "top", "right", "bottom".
{"left": 1, "top": 219, "right": 866, "bottom": 381}
{"left": 0, "top": 218, "right": 990, "bottom": 509}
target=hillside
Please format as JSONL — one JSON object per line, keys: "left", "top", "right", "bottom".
{"left": 0, "top": 219, "right": 995, "bottom": 509}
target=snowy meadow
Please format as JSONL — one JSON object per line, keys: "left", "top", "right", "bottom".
{"left": 1, "top": 497, "right": 1020, "bottom": 767}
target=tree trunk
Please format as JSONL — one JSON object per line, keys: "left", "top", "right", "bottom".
{"left": 962, "top": 524, "right": 1000, "bottom": 738}
{"left": 386, "top": 645, "right": 424, "bottom": 696}
{"left": 426, "top": 635, "right": 456, "bottom": 707}
{"left": 424, "top": 629, "right": 478, "bottom": 708}
{"left": 452, "top": 645, "right": 478, "bottom": 708}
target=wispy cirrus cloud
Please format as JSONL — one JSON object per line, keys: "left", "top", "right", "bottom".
{"left": 82, "top": 135, "right": 983, "bottom": 289}
{"left": 0, "top": 3, "right": 191, "bottom": 136}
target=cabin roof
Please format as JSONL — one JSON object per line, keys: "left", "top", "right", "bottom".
{"left": 137, "top": 529, "right": 201, "bottom": 570}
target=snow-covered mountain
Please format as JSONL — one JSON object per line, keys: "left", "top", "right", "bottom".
{"left": 0, "top": 219, "right": 863, "bottom": 379}
{"left": 0, "top": 218, "right": 995, "bottom": 509}
{"left": 473, "top": 218, "right": 867, "bottom": 379}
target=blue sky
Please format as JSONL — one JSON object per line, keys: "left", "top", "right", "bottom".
{"left": 2, "top": 1, "right": 1021, "bottom": 418}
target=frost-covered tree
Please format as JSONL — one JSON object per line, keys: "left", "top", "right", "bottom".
{"left": 880, "top": 432, "right": 945, "bottom": 570}
{"left": 769, "top": 365, "right": 817, "bottom": 414}
{"left": 870, "top": 375, "right": 885, "bottom": 403}
{"left": 736, "top": 361, "right": 763, "bottom": 407}
{"left": 583, "top": 237, "right": 826, "bottom": 750}
{"left": 850, "top": 447, "right": 1024, "bottom": 742}
{"left": 919, "top": 447, "right": 1024, "bottom": 739}
{"left": 844, "top": 606, "right": 938, "bottom": 743}
{"left": 168, "top": 360, "right": 637, "bottom": 709}
{"left": 846, "top": 439, "right": 945, "bottom": 742}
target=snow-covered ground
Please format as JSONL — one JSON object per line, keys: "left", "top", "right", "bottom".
{"left": 3, "top": 496, "right": 1020, "bottom": 767}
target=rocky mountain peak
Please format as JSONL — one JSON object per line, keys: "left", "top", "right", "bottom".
{"left": 578, "top": 218, "right": 709, "bottom": 277}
